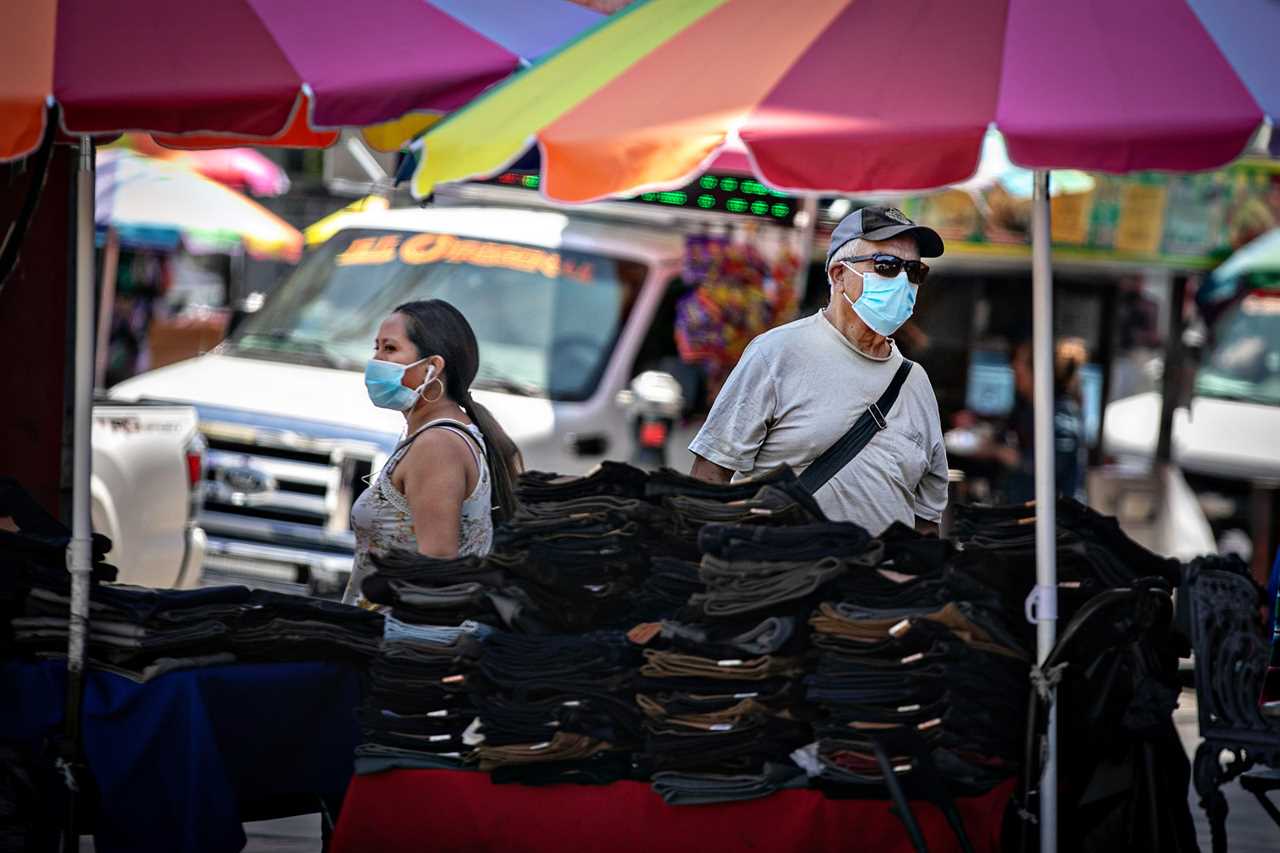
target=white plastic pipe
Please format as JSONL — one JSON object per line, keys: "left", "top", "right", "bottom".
{"left": 67, "top": 137, "right": 95, "bottom": 675}
{"left": 1031, "top": 169, "right": 1058, "bottom": 853}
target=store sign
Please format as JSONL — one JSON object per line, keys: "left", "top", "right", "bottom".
{"left": 336, "top": 233, "right": 595, "bottom": 283}
{"left": 891, "top": 159, "right": 1280, "bottom": 269}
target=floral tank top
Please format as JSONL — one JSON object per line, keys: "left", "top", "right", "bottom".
{"left": 342, "top": 419, "right": 493, "bottom": 607}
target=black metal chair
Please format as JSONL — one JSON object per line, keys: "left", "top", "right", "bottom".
{"left": 1185, "top": 558, "right": 1280, "bottom": 853}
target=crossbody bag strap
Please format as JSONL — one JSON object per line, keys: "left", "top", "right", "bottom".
{"left": 797, "top": 359, "right": 914, "bottom": 495}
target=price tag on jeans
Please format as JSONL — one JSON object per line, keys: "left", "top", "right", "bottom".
{"left": 627, "top": 623, "right": 662, "bottom": 645}
{"left": 717, "top": 659, "right": 744, "bottom": 667}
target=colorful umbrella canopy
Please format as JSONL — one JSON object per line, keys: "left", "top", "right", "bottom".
{"left": 96, "top": 150, "right": 302, "bottom": 261}
{"left": 411, "top": 0, "right": 1278, "bottom": 202}
{"left": 0, "top": 0, "right": 602, "bottom": 162}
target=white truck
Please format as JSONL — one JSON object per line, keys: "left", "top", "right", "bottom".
{"left": 108, "top": 194, "right": 809, "bottom": 593}
{"left": 91, "top": 401, "right": 206, "bottom": 588}
{"left": 1103, "top": 287, "right": 1280, "bottom": 576}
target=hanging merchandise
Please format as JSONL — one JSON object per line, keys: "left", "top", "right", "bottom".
{"left": 674, "top": 229, "right": 800, "bottom": 399}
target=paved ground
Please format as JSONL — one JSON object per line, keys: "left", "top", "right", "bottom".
{"left": 79, "top": 689, "right": 1274, "bottom": 852}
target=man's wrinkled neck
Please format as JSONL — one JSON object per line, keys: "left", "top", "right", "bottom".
{"left": 824, "top": 301, "right": 892, "bottom": 359}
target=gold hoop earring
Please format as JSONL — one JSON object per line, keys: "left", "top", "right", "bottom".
{"left": 422, "top": 377, "right": 445, "bottom": 404}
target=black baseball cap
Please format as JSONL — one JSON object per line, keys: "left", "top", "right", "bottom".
{"left": 826, "top": 205, "right": 945, "bottom": 268}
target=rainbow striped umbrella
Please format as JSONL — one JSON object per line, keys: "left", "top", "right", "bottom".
{"left": 412, "top": 0, "right": 1279, "bottom": 202}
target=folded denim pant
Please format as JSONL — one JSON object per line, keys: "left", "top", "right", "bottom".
{"left": 475, "top": 732, "right": 613, "bottom": 770}
{"left": 640, "top": 649, "right": 803, "bottom": 681}
{"left": 657, "top": 615, "right": 795, "bottom": 657}
{"left": 651, "top": 763, "right": 807, "bottom": 806}
{"left": 697, "top": 521, "right": 872, "bottom": 562}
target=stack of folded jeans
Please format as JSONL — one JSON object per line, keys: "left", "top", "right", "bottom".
{"left": 644, "top": 465, "right": 798, "bottom": 504}
{"left": 468, "top": 631, "right": 643, "bottom": 784}
{"left": 627, "top": 556, "right": 705, "bottom": 623}
{"left": 662, "top": 482, "right": 827, "bottom": 542}
{"left": 516, "top": 462, "right": 650, "bottom": 503}
{"left": 1, "top": 478, "right": 116, "bottom": 656}
{"left": 632, "top": 641, "right": 812, "bottom": 800}
{"left": 10, "top": 583, "right": 249, "bottom": 681}
{"left": 802, "top": 592, "right": 1029, "bottom": 796}
{"left": 685, "top": 521, "right": 880, "bottom": 621}
{"left": 360, "top": 551, "right": 511, "bottom": 626}
{"left": 232, "top": 588, "right": 384, "bottom": 663}
{"left": 498, "top": 519, "right": 649, "bottom": 633}
{"left": 355, "top": 617, "right": 493, "bottom": 774}
{"left": 10, "top": 579, "right": 385, "bottom": 679}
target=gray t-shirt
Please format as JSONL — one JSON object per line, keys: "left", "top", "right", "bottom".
{"left": 689, "top": 311, "right": 949, "bottom": 534}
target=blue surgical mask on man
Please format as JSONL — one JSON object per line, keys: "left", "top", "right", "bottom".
{"left": 364, "top": 357, "right": 435, "bottom": 411}
{"left": 839, "top": 261, "right": 918, "bottom": 336}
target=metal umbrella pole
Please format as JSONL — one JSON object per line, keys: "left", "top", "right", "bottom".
{"left": 1030, "top": 169, "right": 1059, "bottom": 853}
{"left": 61, "top": 135, "right": 97, "bottom": 852}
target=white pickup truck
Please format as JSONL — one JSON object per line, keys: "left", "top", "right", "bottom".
{"left": 108, "top": 205, "right": 701, "bottom": 593}
{"left": 92, "top": 401, "right": 206, "bottom": 588}
{"left": 1104, "top": 288, "right": 1280, "bottom": 575}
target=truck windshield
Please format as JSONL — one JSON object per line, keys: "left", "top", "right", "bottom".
{"left": 1194, "top": 292, "right": 1280, "bottom": 407}
{"left": 228, "top": 228, "right": 649, "bottom": 401}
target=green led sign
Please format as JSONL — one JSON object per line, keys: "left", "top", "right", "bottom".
{"left": 478, "top": 171, "right": 797, "bottom": 225}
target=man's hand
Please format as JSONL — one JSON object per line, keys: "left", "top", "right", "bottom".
{"left": 914, "top": 516, "right": 939, "bottom": 537}
{"left": 690, "top": 455, "right": 734, "bottom": 484}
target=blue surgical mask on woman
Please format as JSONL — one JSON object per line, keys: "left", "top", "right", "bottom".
{"left": 839, "top": 261, "right": 918, "bottom": 336}
{"left": 364, "top": 357, "right": 436, "bottom": 411}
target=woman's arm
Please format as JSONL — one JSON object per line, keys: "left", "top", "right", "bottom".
{"left": 397, "top": 430, "right": 471, "bottom": 559}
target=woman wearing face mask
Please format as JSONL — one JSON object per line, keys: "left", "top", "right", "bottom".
{"left": 341, "top": 299, "right": 522, "bottom": 607}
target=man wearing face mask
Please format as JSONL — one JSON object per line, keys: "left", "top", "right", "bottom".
{"left": 688, "top": 206, "right": 949, "bottom": 536}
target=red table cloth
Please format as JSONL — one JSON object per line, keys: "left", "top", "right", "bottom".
{"left": 331, "top": 770, "right": 1014, "bottom": 853}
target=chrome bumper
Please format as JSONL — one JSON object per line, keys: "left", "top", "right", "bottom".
{"left": 202, "top": 535, "right": 352, "bottom": 595}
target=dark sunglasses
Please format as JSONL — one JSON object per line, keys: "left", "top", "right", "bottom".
{"left": 844, "top": 253, "right": 930, "bottom": 285}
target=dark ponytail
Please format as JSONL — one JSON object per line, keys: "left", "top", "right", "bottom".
{"left": 394, "top": 300, "right": 522, "bottom": 521}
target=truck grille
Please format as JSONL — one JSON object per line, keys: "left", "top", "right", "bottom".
{"left": 201, "top": 429, "right": 375, "bottom": 533}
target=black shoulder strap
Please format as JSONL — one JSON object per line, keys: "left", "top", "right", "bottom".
{"left": 798, "top": 359, "right": 914, "bottom": 495}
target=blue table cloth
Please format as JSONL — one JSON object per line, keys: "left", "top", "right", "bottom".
{"left": 0, "top": 660, "right": 361, "bottom": 853}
